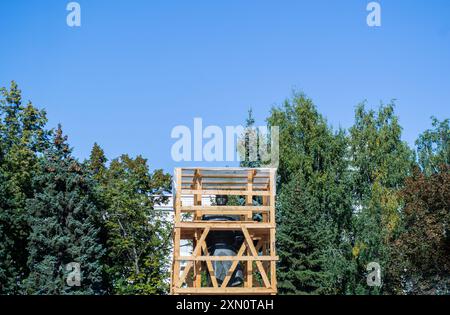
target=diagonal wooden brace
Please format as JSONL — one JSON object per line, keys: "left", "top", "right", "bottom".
{"left": 177, "top": 227, "right": 210, "bottom": 288}
{"left": 201, "top": 242, "right": 219, "bottom": 288}
{"left": 221, "top": 242, "right": 247, "bottom": 288}
{"left": 242, "top": 227, "right": 271, "bottom": 288}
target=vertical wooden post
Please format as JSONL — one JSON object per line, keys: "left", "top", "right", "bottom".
{"left": 193, "top": 169, "right": 202, "bottom": 220}
{"left": 246, "top": 170, "right": 255, "bottom": 221}
{"left": 247, "top": 240, "right": 253, "bottom": 288}
{"left": 269, "top": 168, "right": 277, "bottom": 292}
{"left": 173, "top": 168, "right": 182, "bottom": 293}
{"left": 194, "top": 229, "right": 202, "bottom": 288}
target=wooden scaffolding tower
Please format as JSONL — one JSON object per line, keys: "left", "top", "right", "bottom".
{"left": 171, "top": 167, "right": 278, "bottom": 295}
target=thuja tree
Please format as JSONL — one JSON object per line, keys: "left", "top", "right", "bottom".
{"left": 267, "top": 92, "right": 353, "bottom": 294}
{"left": 349, "top": 102, "right": 414, "bottom": 294}
{"left": 94, "top": 151, "right": 172, "bottom": 295}
{"left": 24, "top": 126, "right": 104, "bottom": 294}
{"left": 0, "top": 81, "right": 50, "bottom": 294}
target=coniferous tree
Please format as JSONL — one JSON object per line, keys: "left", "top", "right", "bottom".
{"left": 25, "top": 126, "right": 104, "bottom": 294}
{"left": 240, "top": 108, "right": 262, "bottom": 168}
{"left": 0, "top": 81, "right": 50, "bottom": 293}
{"left": 88, "top": 143, "right": 108, "bottom": 183}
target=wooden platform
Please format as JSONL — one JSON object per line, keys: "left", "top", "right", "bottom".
{"left": 171, "top": 167, "right": 278, "bottom": 295}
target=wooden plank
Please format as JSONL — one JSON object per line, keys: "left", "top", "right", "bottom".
{"left": 242, "top": 227, "right": 271, "bottom": 288}
{"left": 177, "top": 256, "right": 278, "bottom": 261}
{"left": 269, "top": 168, "right": 277, "bottom": 291}
{"left": 247, "top": 245, "right": 253, "bottom": 288}
{"left": 194, "top": 229, "right": 201, "bottom": 288}
{"left": 177, "top": 227, "right": 210, "bottom": 288}
{"left": 173, "top": 227, "right": 181, "bottom": 291}
{"left": 175, "top": 168, "right": 182, "bottom": 224}
{"left": 176, "top": 222, "right": 275, "bottom": 230}
{"left": 180, "top": 167, "right": 276, "bottom": 171}
{"left": 181, "top": 206, "right": 270, "bottom": 212}
{"left": 183, "top": 185, "right": 269, "bottom": 191}
{"left": 269, "top": 169, "right": 276, "bottom": 224}
{"left": 221, "top": 242, "right": 247, "bottom": 288}
{"left": 182, "top": 189, "right": 270, "bottom": 196}
{"left": 174, "top": 287, "right": 276, "bottom": 295}
{"left": 200, "top": 242, "right": 218, "bottom": 288}
{"left": 182, "top": 180, "right": 268, "bottom": 185}
{"left": 246, "top": 170, "right": 255, "bottom": 221}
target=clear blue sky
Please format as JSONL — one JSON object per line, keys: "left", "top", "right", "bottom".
{"left": 1, "top": 0, "right": 449, "bottom": 172}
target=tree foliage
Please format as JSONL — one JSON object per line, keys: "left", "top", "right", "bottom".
{"left": 24, "top": 126, "right": 104, "bottom": 294}
{"left": 1, "top": 81, "right": 448, "bottom": 295}
{"left": 0, "top": 81, "right": 50, "bottom": 294}
{"left": 267, "top": 93, "right": 353, "bottom": 294}
{"left": 95, "top": 153, "right": 172, "bottom": 294}
{"left": 416, "top": 117, "right": 449, "bottom": 176}
{"left": 348, "top": 101, "right": 414, "bottom": 294}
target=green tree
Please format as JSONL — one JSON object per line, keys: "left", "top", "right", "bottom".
{"left": 88, "top": 142, "right": 108, "bottom": 183}
{"left": 240, "top": 108, "right": 262, "bottom": 168}
{"left": 0, "top": 81, "right": 50, "bottom": 293}
{"left": 24, "top": 126, "right": 104, "bottom": 294}
{"left": 349, "top": 102, "right": 414, "bottom": 294}
{"left": 267, "top": 92, "right": 353, "bottom": 294}
{"left": 416, "top": 117, "right": 449, "bottom": 176}
{"left": 99, "top": 154, "right": 172, "bottom": 294}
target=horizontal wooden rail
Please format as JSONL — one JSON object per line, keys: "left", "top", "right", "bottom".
{"left": 177, "top": 256, "right": 278, "bottom": 261}
{"left": 175, "top": 222, "right": 275, "bottom": 229}
{"left": 181, "top": 174, "right": 270, "bottom": 179}
{"left": 174, "top": 288, "right": 277, "bottom": 295}
{"left": 181, "top": 206, "right": 270, "bottom": 212}
{"left": 182, "top": 189, "right": 271, "bottom": 196}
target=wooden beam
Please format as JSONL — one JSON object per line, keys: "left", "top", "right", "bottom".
{"left": 221, "top": 242, "right": 247, "bottom": 288}
{"left": 173, "top": 227, "right": 181, "bottom": 291}
{"left": 174, "top": 287, "right": 276, "bottom": 295}
{"left": 242, "top": 227, "right": 271, "bottom": 288}
{"left": 269, "top": 168, "right": 277, "bottom": 290}
{"left": 182, "top": 189, "right": 270, "bottom": 196}
{"left": 177, "top": 256, "right": 278, "bottom": 261}
{"left": 177, "top": 227, "right": 210, "bottom": 288}
{"left": 200, "top": 242, "right": 218, "bottom": 288}
{"left": 181, "top": 206, "right": 270, "bottom": 212}
{"left": 176, "top": 222, "right": 275, "bottom": 230}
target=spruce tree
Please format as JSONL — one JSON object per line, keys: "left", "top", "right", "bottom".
{"left": 88, "top": 142, "right": 108, "bottom": 183}
{"left": 25, "top": 126, "right": 104, "bottom": 294}
{"left": 0, "top": 81, "right": 50, "bottom": 293}
{"left": 240, "top": 108, "right": 262, "bottom": 168}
